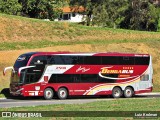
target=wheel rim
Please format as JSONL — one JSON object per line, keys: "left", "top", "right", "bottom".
{"left": 46, "top": 90, "right": 52, "bottom": 98}
{"left": 126, "top": 89, "right": 132, "bottom": 97}
{"left": 114, "top": 90, "right": 120, "bottom": 97}
{"left": 60, "top": 90, "right": 66, "bottom": 98}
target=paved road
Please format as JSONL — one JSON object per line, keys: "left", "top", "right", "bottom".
{"left": 0, "top": 93, "right": 160, "bottom": 108}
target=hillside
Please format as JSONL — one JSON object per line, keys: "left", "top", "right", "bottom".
{"left": 0, "top": 13, "right": 160, "bottom": 97}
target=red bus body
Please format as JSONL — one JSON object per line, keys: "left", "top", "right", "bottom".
{"left": 4, "top": 52, "right": 153, "bottom": 99}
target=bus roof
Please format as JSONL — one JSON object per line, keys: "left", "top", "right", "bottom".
{"left": 24, "top": 52, "right": 150, "bottom": 57}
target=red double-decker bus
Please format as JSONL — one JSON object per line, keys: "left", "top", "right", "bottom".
{"left": 3, "top": 52, "right": 153, "bottom": 100}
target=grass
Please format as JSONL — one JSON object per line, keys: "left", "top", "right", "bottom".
{"left": 1, "top": 38, "right": 160, "bottom": 51}
{"left": 1, "top": 13, "right": 160, "bottom": 48}
{"left": 0, "top": 98, "right": 160, "bottom": 120}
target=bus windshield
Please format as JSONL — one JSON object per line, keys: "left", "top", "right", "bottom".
{"left": 11, "top": 54, "right": 31, "bottom": 84}
{"left": 14, "top": 54, "right": 31, "bottom": 69}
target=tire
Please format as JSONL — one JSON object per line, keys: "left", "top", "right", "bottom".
{"left": 112, "top": 87, "right": 122, "bottom": 98}
{"left": 44, "top": 88, "right": 54, "bottom": 100}
{"left": 124, "top": 87, "right": 134, "bottom": 98}
{"left": 57, "top": 88, "right": 68, "bottom": 100}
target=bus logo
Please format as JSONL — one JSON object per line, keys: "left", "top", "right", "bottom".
{"left": 100, "top": 67, "right": 134, "bottom": 74}
{"left": 76, "top": 66, "right": 90, "bottom": 73}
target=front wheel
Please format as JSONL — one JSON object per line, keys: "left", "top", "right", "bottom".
{"left": 44, "top": 88, "right": 54, "bottom": 100}
{"left": 112, "top": 87, "right": 122, "bottom": 98}
{"left": 57, "top": 88, "right": 68, "bottom": 100}
{"left": 124, "top": 87, "right": 134, "bottom": 98}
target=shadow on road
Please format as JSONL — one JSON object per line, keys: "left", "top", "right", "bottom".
{"left": 0, "top": 88, "right": 25, "bottom": 100}
{"left": 0, "top": 88, "right": 11, "bottom": 98}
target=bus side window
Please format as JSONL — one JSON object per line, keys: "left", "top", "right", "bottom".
{"left": 71, "top": 56, "right": 79, "bottom": 64}
{"left": 49, "top": 56, "right": 79, "bottom": 65}
{"left": 77, "top": 56, "right": 84, "bottom": 64}
{"left": 30, "top": 56, "right": 47, "bottom": 65}
{"left": 83, "top": 56, "right": 101, "bottom": 65}
{"left": 102, "top": 56, "right": 119, "bottom": 65}
{"left": 80, "top": 74, "right": 97, "bottom": 83}
{"left": 135, "top": 57, "right": 150, "bottom": 65}
{"left": 119, "top": 57, "right": 134, "bottom": 65}
{"left": 48, "top": 56, "right": 55, "bottom": 64}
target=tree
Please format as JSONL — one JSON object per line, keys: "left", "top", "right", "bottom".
{"left": 18, "top": 0, "right": 56, "bottom": 20}
{"left": 0, "top": 0, "right": 22, "bottom": 15}
{"left": 123, "top": 0, "right": 159, "bottom": 31}
{"left": 92, "top": 0, "right": 128, "bottom": 28}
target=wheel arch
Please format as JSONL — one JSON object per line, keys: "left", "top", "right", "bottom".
{"left": 44, "top": 86, "right": 55, "bottom": 93}
{"left": 112, "top": 86, "right": 123, "bottom": 91}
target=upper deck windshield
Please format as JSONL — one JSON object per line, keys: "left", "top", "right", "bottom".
{"left": 14, "top": 52, "right": 37, "bottom": 69}
{"left": 11, "top": 53, "right": 36, "bottom": 83}
{"left": 14, "top": 55, "right": 29, "bottom": 69}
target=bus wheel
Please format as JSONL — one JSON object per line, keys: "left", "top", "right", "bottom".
{"left": 57, "top": 88, "right": 68, "bottom": 100}
{"left": 124, "top": 87, "right": 134, "bottom": 98}
{"left": 44, "top": 88, "right": 54, "bottom": 100}
{"left": 112, "top": 87, "right": 122, "bottom": 98}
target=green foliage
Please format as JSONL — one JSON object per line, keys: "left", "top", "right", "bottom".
{"left": 0, "top": 0, "right": 22, "bottom": 15}
{"left": 18, "top": 0, "right": 56, "bottom": 20}
{"left": 0, "top": 0, "right": 66, "bottom": 20}
{"left": 92, "top": 0, "right": 128, "bottom": 28}
{"left": 70, "top": 0, "right": 160, "bottom": 31}
{"left": 128, "top": 0, "right": 159, "bottom": 31}
{"left": 0, "top": 0, "right": 160, "bottom": 31}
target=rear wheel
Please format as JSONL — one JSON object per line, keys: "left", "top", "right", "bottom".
{"left": 57, "top": 88, "right": 68, "bottom": 100}
{"left": 112, "top": 87, "right": 122, "bottom": 98}
{"left": 44, "top": 88, "right": 54, "bottom": 100}
{"left": 124, "top": 87, "right": 134, "bottom": 98}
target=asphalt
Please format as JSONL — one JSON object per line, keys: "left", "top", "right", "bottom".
{"left": 0, "top": 93, "right": 160, "bottom": 108}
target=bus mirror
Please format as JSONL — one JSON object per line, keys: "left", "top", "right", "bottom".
{"left": 3, "top": 66, "right": 14, "bottom": 76}
{"left": 18, "top": 66, "right": 35, "bottom": 77}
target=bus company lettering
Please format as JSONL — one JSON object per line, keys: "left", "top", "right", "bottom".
{"left": 56, "top": 67, "right": 66, "bottom": 70}
{"left": 101, "top": 67, "right": 134, "bottom": 74}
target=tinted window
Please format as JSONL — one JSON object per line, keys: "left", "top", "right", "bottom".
{"left": 14, "top": 55, "right": 30, "bottom": 69}
{"left": 80, "top": 74, "right": 98, "bottom": 82}
{"left": 83, "top": 56, "right": 101, "bottom": 65}
{"left": 48, "top": 56, "right": 79, "bottom": 64}
{"left": 49, "top": 74, "right": 118, "bottom": 83}
{"left": 77, "top": 56, "right": 84, "bottom": 64}
{"left": 49, "top": 74, "right": 74, "bottom": 83}
{"left": 135, "top": 57, "right": 150, "bottom": 65}
{"left": 46, "top": 55, "right": 149, "bottom": 65}
{"left": 20, "top": 68, "right": 42, "bottom": 84}
{"left": 30, "top": 56, "right": 47, "bottom": 65}
{"left": 56, "top": 74, "right": 73, "bottom": 83}
{"left": 102, "top": 56, "right": 119, "bottom": 65}
{"left": 119, "top": 57, "right": 134, "bottom": 65}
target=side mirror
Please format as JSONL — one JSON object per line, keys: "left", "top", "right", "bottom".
{"left": 3, "top": 66, "right": 15, "bottom": 76}
{"left": 18, "top": 66, "right": 35, "bottom": 77}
